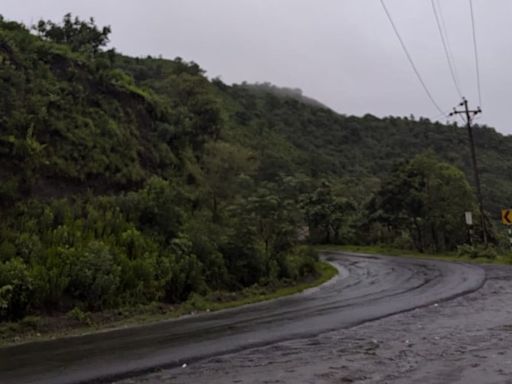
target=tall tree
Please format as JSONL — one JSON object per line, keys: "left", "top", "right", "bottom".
{"left": 35, "top": 14, "right": 111, "bottom": 55}
{"left": 370, "top": 154, "right": 478, "bottom": 251}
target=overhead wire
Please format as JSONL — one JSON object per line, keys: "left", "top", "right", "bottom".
{"left": 436, "top": 0, "right": 461, "bottom": 88}
{"left": 379, "top": 0, "right": 447, "bottom": 117}
{"left": 430, "top": 111, "right": 449, "bottom": 122}
{"left": 469, "top": 0, "right": 482, "bottom": 108}
{"left": 431, "top": 0, "right": 463, "bottom": 99}
{"left": 430, "top": 110, "right": 464, "bottom": 126}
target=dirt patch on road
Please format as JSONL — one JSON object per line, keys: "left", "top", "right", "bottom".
{"left": 116, "top": 264, "right": 512, "bottom": 384}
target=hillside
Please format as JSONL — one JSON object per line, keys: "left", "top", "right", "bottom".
{"left": 0, "top": 16, "right": 321, "bottom": 322}
{"left": 118, "top": 55, "right": 512, "bottom": 217}
{"left": 222, "top": 84, "right": 512, "bottom": 216}
{"left": 0, "top": 15, "right": 509, "bottom": 323}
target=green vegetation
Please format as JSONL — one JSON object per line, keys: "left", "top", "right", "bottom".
{"left": 0, "top": 15, "right": 331, "bottom": 324}
{"left": 0, "top": 261, "right": 336, "bottom": 345}
{"left": 1, "top": 14, "right": 511, "bottom": 331}
{"left": 367, "top": 153, "right": 484, "bottom": 252}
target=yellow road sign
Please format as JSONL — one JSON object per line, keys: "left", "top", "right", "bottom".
{"left": 502, "top": 209, "right": 512, "bottom": 225}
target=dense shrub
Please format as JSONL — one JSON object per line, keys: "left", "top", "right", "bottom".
{"left": 66, "top": 241, "right": 121, "bottom": 310}
{"left": 0, "top": 258, "right": 33, "bottom": 320}
{"left": 281, "top": 246, "right": 319, "bottom": 280}
{"left": 457, "top": 244, "right": 499, "bottom": 259}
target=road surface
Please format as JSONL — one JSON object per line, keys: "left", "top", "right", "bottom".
{"left": 0, "top": 252, "right": 485, "bottom": 384}
{"left": 125, "top": 261, "right": 512, "bottom": 384}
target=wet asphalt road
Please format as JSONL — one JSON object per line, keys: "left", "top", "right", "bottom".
{"left": 142, "top": 263, "right": 512, "bottom": 384}
{"left": 0, "top": 252, "right": 485, "bottom": 384}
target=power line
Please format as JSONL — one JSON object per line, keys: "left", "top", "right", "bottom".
{"left": 436, "top": 0, "right": 461, "bottom": 88}
{"left": 469, "top": 0, "right": 482, "bottom": 108}
{"left": 380, "top": 0, "right": 446, "bottom": 116}
{"left": 431, "top": 0, "right": 463, "bottom": 99}
{"left": 431, "top": 110, "right": 464, "bottom": 126}
{"left": 430, "top": 111, "right": 449, "bottom": 122}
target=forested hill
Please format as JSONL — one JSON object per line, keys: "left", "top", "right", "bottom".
{"left": 2, "top": 15, "right": 510, "bottom": 215}
{"left": 218, "top": 83, "right": 512, "bottom": 217}
{"left": 117, "top": 54, "right": 512, "bottom": 217}
{"left": 0, "top": 15, "right": 509, "bottom": 322}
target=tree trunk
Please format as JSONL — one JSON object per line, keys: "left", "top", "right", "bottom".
{"left": 413, "top": 217, "right": 424, "bottom": 252}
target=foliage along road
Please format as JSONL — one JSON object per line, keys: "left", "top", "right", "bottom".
{"left": 0, "top": 252, "right": 485, "bottom": 384}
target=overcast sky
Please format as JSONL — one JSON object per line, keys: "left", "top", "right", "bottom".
{"left": 3, "top": 0, "right": 511, "bottom": 134}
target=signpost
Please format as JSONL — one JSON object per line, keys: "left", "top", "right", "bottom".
{"left": 464, "top": 211, "right": 473, "bottom": 245}
{"left": 502, "top": 209, "right": 512, "bottom": 250}
{"left": 465, "top": 211, "right": 473, "bottom": 226}
{"left": 501, "top": 209, "right": 512, "bottom": 225}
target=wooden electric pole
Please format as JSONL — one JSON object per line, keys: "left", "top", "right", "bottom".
{"left": 449, "top": 97, "right": 488, "bottom": 246}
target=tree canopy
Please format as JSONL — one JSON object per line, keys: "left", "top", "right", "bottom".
{"left": 35, "top": 13, "right": 111, "bottom": 55}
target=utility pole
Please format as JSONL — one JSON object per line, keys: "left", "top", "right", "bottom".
{"left": 450, "top": 97, "right": 488, "bottom": 246}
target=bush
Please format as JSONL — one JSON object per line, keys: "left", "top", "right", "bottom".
{"left": 67, "top": 307, "right": 92, "bottom": 325}
{"left": 30, "top": 248, "right": 71, "bottom": 310}
{"left": 137, "top": 177, "right": 186, "bottom": 240}
{"left": 220, "top": 226, "right": 265, "bottom": 288}
{"left": 0, "top": 258, "right": 33, "bottom": 320}
{"left": 15, "top": 233, "right": 42, "bottom": 263}
{"left": 0, "top": 177, "right": 19, "bottom": 204}
{"left": 391, "top": 233, "right": 414, "bottom": 250}
{"left": 457, "top": 244, "right": 498, "bottom": 259}
{"left": 0, "top": 286, "right": 12, "bottom": 317}
{"left": 183, "top": 216, "right": 229, "bottom": 289}
{"left": 67, "top": 241, "right": 120, "bottom": 310}
{"left": 160, "top": 249, "right": 205, "bottom": 303}
{"left": 280, "top": 246, "right": 318, "bottom": 281}
{"left": 116, "top": 254, "right": 160, "bottom": 304}
{"left": 0, "top": 241, "right": 16, "bottom": 262}
{"left": 181, "top": 292, "right": 209, "bottom": 313}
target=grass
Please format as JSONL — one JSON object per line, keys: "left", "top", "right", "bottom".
{"left": 315, "top": 244, "right": 512, "bottom": 265}
{"left": 0, "top": 261, "right": 337, "bottom": 347}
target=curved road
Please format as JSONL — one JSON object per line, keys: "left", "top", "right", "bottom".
{"left": 0, "top": 252, "right": 485, "bottom": 384}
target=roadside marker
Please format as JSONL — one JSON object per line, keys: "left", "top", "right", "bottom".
{"left": 465, "top": 211, "right": 473, "bottom": 246}
{"left": 502, "top": 209, "right": 512, "bottom": 225}
{"left": 465, "top": 211, "right": 473, "bottom": 226}
{"left": 501, "top": 209, "right": 512, "bottom": 250}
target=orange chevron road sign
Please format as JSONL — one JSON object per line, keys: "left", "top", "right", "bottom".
{"left": 502, "top": 209, "right": 512, "bottom": 225}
